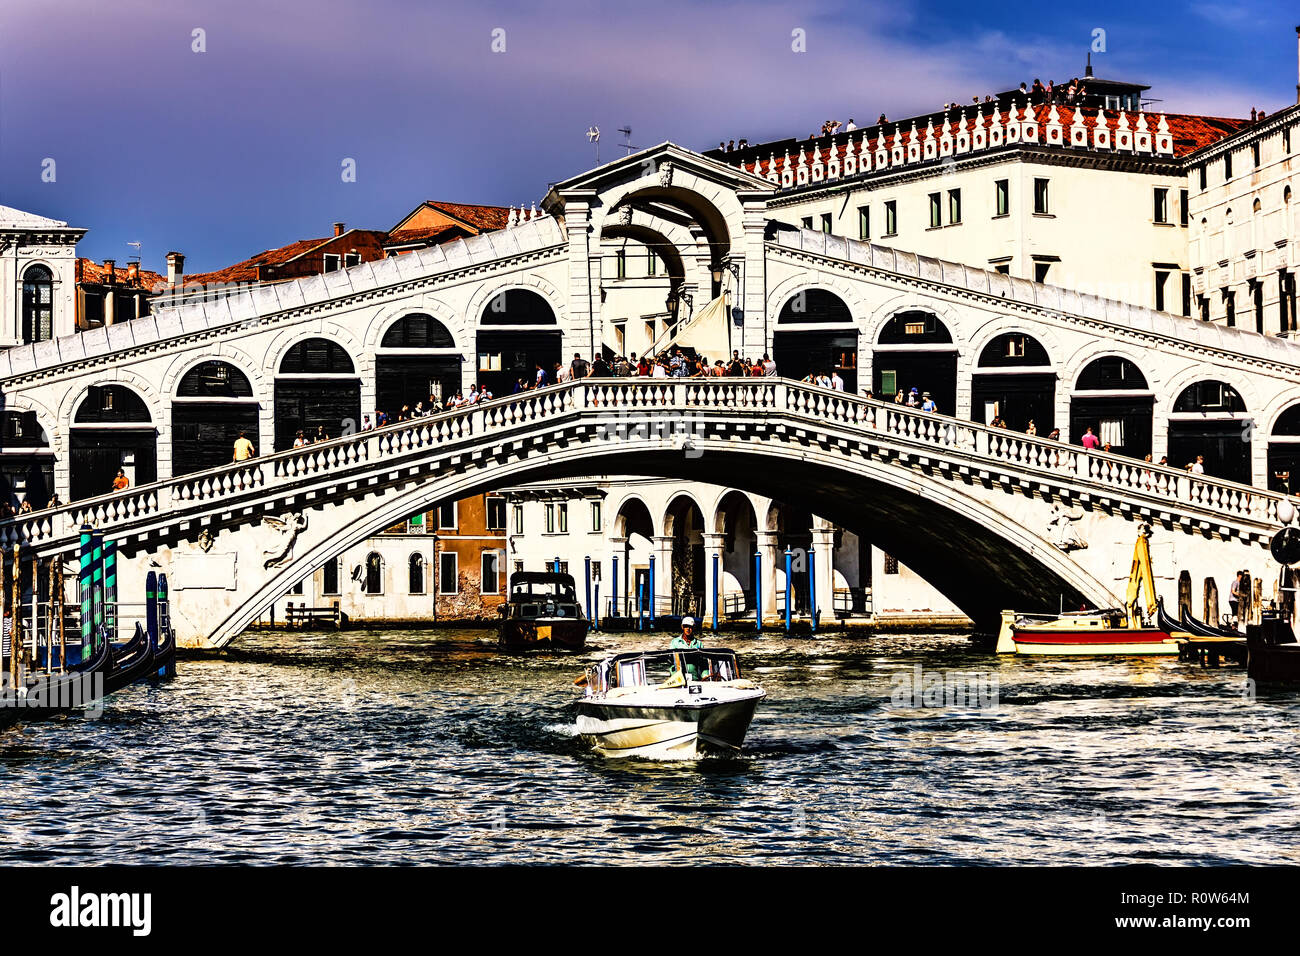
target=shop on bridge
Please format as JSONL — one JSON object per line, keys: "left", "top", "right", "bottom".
{"left": 970, "top": 332, "right": 1055, "bottom": 433}
{"left": 0, "top": 410, "right": 54, "bottom": 508}
{"left": 1268, "top": 403, "right": 1300, "bottom": 494}
{"left": 172, "top": 361, "right": 260, "bottom": 476}
{"left": 872, "top": 310, "right": 957, "bottom": 413}
{"left": 375, "top": 313, "right": 463, "bottom": 415}
{"left": 273, "top": 338, "right": 361, "bottom": 450}
{"left": 70, "top": 385, "right": 157, "bottom": 500}
{"left": 1068, "top": 356, "right": 1153, "bottom": 458}
{"left": 772, "top": 289, "right": 859, "bottom": 392}
{"left": 475, "top": 289, "right": 560, "bottom": 395}
{"left": 1167, "top": 380, "right": 1251, "bottom": 483}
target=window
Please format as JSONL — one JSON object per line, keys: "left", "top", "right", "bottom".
{"left": 322, "top": 557, "right": 340, "bottom": 595}
{"left": 995, "top": 179, "right": 1009, "bottom": 217}
{"left": 487, "top": 497, "right": 506, "bottom": 532}
{"left": 1199, "top": 165, "right": 1207, "bottom": 191}
{"left": 1252, "top": 278, "right": 1264, "bottom": 333}
{"left": 438, "top": 502, "right": 457, "bottom": 530}
{"left": 1181, "top": 273, "right": 1192, "bottom": 317}
{"left": 438, "top": 552, "right": 458, "bottom": 595}
{"left": 1034, "top": 262, "right": 1051, "bottom": 283}
{"left": 364, "top": 552, "right": 384, "bottom": 595}
{"left": 820, "top": 213, "right": 832, "bottom": 234}
{"left": 1200, "top": 295, "right": 1211, "bottom": 322}
{"left": 1252, "top": 141, "right": 1261, "bottom": 168}
{"left": 1004, "top": 335, "right": 1026, "bottom": 359}
{"left": 21, "top": 265, "right": 54, "bottom": 344}
{"left": 512, "top": 504, "right": 524, "bottom": 534}
{"left": 1033, "top": 178, "right": 1050, "bottom": 214}
{"left": 1224, "top": 289, "right": 1236, "bottom": 328}
{"left": 1180, "top": 189, "right": 1189, "bottom": 228}
{"left": 290, "top": 579, "right": 304, "bottom": 595}
{"left": 323, "top": 253, "right": 341, "bottom": 273}
{"left": 513, "top": 560, "right": 524, "bottom": 574}
{"left": 481, "top": 551, "right": 501, "bottom": 594}
{"left": 590, "top": 500, "right": 602, "bottom": 532}
{"left": 545, "top": 503, "right": 556, "bottom": 533}
{"left": 344, "top": 252, "right": 361, "bottom": 267}
{"left": 1286, "top": 126, "right": 1293, "bottom": 153}
{"left": 884, "top": 200, "right": 897, "bottom": 236}
{"left": 1154, "top": 270, "right": 1169, "bottom": 311}
{"left": 646, "top": 249, "right": 656, "bottom": 276}
{"left": 994, "top": 262, "right": 1011, "bottom": 275}
{"left": 928, "top": 192, "right": 941, "bottom": 228}
{"left": 858, "top": 206, "right": 870, "bottom": 240}
{"left": 1224, "top": 152, "right": 1233, "bottom": 181}
{"left": 947, "top": 189, "right": 961, "bottom": 224}
{"left": 1153, "top": 188, "right": 1168, "bottom": 224}
{"left": 883, "top": 553, "right": 899, "bottom": 575}
{"left": 409, "top": 553, "right": 426, "bottom": 594}
{"left": 558, "top": 502, "right": 568, "bottom": 533}
{"left": 801, "top": 216, "right": 813, "bottom": 229}
{"left": 615, "top": 249, "right": 626, "bottom": 279}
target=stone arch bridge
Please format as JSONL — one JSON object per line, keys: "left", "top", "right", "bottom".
{"left": 0, "top": 379, "right": 1281, "bottom": 647}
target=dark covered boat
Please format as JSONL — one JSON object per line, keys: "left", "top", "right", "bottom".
{"left": 499, "top": 571, "right": 588, "bottom": 650}
{"left": 0, "top": 630, "right": 113, "bottom": 729}
{"left": 1246, "top": 612, "right": 1300, "bottom": 683}
{"left": 104, "top": 622, "right": 154, "bottom": 694}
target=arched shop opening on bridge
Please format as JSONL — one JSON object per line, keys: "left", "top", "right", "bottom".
{"left": 70, "top": 384, "right": 157, "bottom": 500}
{"left": 1167, "top": 380, "right": 1251, "bottom": 482}
{"left": 713, "top": 490, "right": 758, "bottom": 615}
{"left": 1, "top": 410, "right": 53, "bottom": 508}
{"left": 873, "top": 310, "right": 957, "bottom": 413}
{"left": 476, "top": 289, "right": 560, "bottom": 396}
{"left": 274, "top": 338, "right": 360, "bottom": 451}
{"left": 1268, "top": 404, "right": 1300, "bottom": 494}
{"left": 172, "top": 361, "right": 259, "bottom": 476}
{"left": 375, "top": 313, "right": 463, "bottom": 416}
{"left": 665, "top": 494, "right": 706, "bottom": 617}
{"left": 1069, "top": 356, "right": 1153, "bottom": 458}
{"left": 971, "top": 332, "right": 1055, "bottom": 433}
{"left": 773, "top": 289, "right": 858, "bottom": 391}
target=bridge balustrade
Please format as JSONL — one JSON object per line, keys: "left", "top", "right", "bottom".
{"left": 0, "top": 377, "right": 1289, "bottom": 551}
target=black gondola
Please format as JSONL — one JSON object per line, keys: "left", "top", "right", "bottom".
{"left": 104, "top": 622, "right": 155, "bottom": 694}
{"left": 1158, "top": 598, "right": 1244, "bottom": 639}
{"left": 150, "top": 618, "right": 176, "bottom": 680}
{"left": 0, "top": 630, "right": 113, "bottom": 729}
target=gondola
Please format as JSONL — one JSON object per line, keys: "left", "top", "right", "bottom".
{"left": 150, "top": 617, "right": 177, "bottom": 680}
{"left": 104, "top": 622, "right": 155, "bottom": 694}
{"left": 1158, "top": 598, "right": 1245, "bottom": 639}
{"left": 0, "top": 630, "right": 113, "bottom": 728}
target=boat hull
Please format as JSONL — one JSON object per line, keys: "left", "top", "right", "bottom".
{"left": 576, "top": 690, "right": 763, "bottom": 759}
{"left": 500, "top": 618, "right": 587, "bottom": 651}
{"left": 1011, "top": 627, "right": 1179, "bottom": 656}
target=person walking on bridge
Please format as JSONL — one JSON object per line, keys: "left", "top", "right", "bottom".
{"left": 232, "top": 431, "right": 256, "bottom": 463}
{"left": 111, "top": 469, "right": 129, "bottom": 492}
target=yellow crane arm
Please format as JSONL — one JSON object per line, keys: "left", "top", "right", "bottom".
{"left": 1123, "top": 530, "right": 1158, "bottom": 626}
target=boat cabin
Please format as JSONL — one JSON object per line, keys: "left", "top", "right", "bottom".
{"left": 583, "top": 649, "right": 743, "bottom": 695}
{"left": 503, "top": 571, "right": 583, "bottom": 620}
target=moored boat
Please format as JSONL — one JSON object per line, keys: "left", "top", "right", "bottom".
{"left": 499, "top": 571, "right": 588, "bottom": 651}
{"left": 575, "top": 648, "right": 765, "bottom": 759}
{"left": 104, "top": 622, "right": 154, "bottom": 694}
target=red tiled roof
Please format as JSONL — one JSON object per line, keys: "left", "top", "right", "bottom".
{"left": 384, "top": 224, "right": 475, "bottom": 248}
{"left": 423, "top": 201, "right": 510, "bottom": 232}
{"left": 735, "top": 106, "right": 1251, "bottom": 180}
{"left": 76, "top": 258, "right": 166, "bottom": 289}
{"left": 184, "top": 230, "right": 389, "bottom": 286}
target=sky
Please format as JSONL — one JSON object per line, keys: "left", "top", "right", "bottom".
{"left": 0, "top": 0, "right": 1295, "bottom": 274}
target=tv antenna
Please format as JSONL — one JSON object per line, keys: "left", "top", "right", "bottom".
{"left": 126, "top": 241, "right": 142, "bottom": 264}
{"left": 586, "top": 125, "right": 600, "bottom": 165}
{"left": 618, "top": 126, "right": 641, "bottom": 156}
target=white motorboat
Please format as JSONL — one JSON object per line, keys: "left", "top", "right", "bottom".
{"left": 574, "top": 648, "right": 765, "bottom": 759}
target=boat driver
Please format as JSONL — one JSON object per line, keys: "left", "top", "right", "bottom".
{"left": 670, "top": 617, "right": 706, "bottom": 680}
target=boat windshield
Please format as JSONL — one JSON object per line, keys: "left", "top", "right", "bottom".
{"left": 509, "top": 573, "right": 577, "bottom": 602}
{"left": 628, "top": 650, "right": 741, "bottom": 686}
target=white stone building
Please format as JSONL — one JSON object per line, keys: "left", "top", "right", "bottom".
{"left": 0, "top": 205, "right": 84, "bottom": 349}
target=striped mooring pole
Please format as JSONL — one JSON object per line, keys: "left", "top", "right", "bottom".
{"left": 90, "top": 530, "right": 105, "bottom": 652}
{"left": 103, "top": 536, "right": 117, "bottom": 642}
{"left": 77, "top": 526, "right": 93, "bottom": 663}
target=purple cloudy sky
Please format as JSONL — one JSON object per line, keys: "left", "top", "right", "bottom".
{"left": 0, "top": 0, "right": 1295, "bottom": 274}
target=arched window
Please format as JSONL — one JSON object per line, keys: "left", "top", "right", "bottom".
{"left": 1074, "top": 357, "right": 1148, "bottom": 391}
{"left": 21, "top": 265, "right": 54, "bottom": 344}
{"left": 877, "top": 310, "right": 953, "bottom": 345}
{"left": 479, "top": 289, "right": 556, "bottom": 325}
{"left": 177, "top": 361, "right": 254, "bottom": 398}
{"left": 279, "top": 338, "right": 355, "bottom": 374}
{"left": 977, "top": 333, "right": 1050, "bottom": 368}
{"left": 777, "top": 289, "right": 852, "bottom": 324}
{"left": 408, "top": 553, "right": 426, "bottom": 594}
{"left": 1173, "top": 381, "right": 1246, "bottom": 414}
{"left": 74, "top": 385, "right": 153, "bottom": 424}
{"left": 381, "top": 313, "right": 455, "bottom": 348}
{"left": 364, "top": 552, "right": 384, "bottom": 595}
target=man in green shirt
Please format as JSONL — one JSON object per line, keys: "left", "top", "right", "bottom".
{"left": 669, "top": 617, "right": 704, "bottom": 680}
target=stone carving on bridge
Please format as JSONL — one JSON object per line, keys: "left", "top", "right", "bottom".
{"left": 1048, "top": 504, "right": 1088, "bottom": 552}
{"left": 262, "top": 512, "right": 308, "bottom": 569}
{"left": 617, "top": 204, "right": 634, "bottom": 226}
{"left": 197, "top": 529, "right": 215, "bottom": 553}
{"left": 658, "top": 161, "right": 674, "bottom": 187}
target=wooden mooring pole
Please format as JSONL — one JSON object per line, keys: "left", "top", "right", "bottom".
{"left": 11, "top": 544, "right": 23, "bottom": 688}
{"left": 54, "top": 558, "right": 66, "bottom": 675}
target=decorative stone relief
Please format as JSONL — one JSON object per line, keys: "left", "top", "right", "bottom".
{"left": 263, "top": 512, "right": 308, "bottom": 569}
{"left": 1049, "top": 504, "right": 1088, "bottom": 552}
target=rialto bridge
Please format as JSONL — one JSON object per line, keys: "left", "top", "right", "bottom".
{"left": 1, "top": 143, "right": 1298, "bottom": 645}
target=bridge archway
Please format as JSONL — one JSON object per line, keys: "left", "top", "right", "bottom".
{"left": 712, "top": 489, "right": 758, "bottom": 611}
{"left": 971, "top": 331, "right": 1055, "bottom": 432}
{"left": 0, "top": 409, "right": 53, "bottom": 509}
{"left": 1168, "top": 380, "right": 1250, "bottom": 482}
{"left": 375, "top": 313, "right": 462, "bottom": 416}
{"left": 273, "top": 338, "right": 360, "bottom": 449}
{"left": 172, "top": 360, "right": 259, "bottom": 476}
{"left": 664, "top": 493, "right": 706, "bottom": 616}
{"left": 1069, "top": 356, "right": 1152, "bottom": 457}
{"left": 476, "top": 288, "right": 560, "bottom": 394}
{"left": 773, "top": 289, "right": 858, "bottom": 391}
{"left": 873, "top": 310, "right": 957, "bottom": 413}
{"left": 1268, "top": 403, "right": 1300, "bottom": 494}
{"left": 612, "top": 495, "right": 656, "bottom": 617}
{"left": 70, "top": 384, "right": 156, "bottom": 500}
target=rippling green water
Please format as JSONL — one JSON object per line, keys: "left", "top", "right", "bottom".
{"left": 0, "top": 627, "right": 1297, "bottom": 865}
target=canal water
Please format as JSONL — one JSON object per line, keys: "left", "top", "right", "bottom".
{"left": 0, "top": 627, "right": 1297, "bottom": 865}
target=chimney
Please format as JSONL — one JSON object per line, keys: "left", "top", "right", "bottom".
{"left": 166, "top": 251, "right": 185, "bottom": 287}
{"left": 103, "top": 259, "right": 116, "bottom": 284}
{"left": 127, "top": 262, "right": 139, "bottom": 284}
{"left": 333, "top": 221, "right": 346, "bottom": 238}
